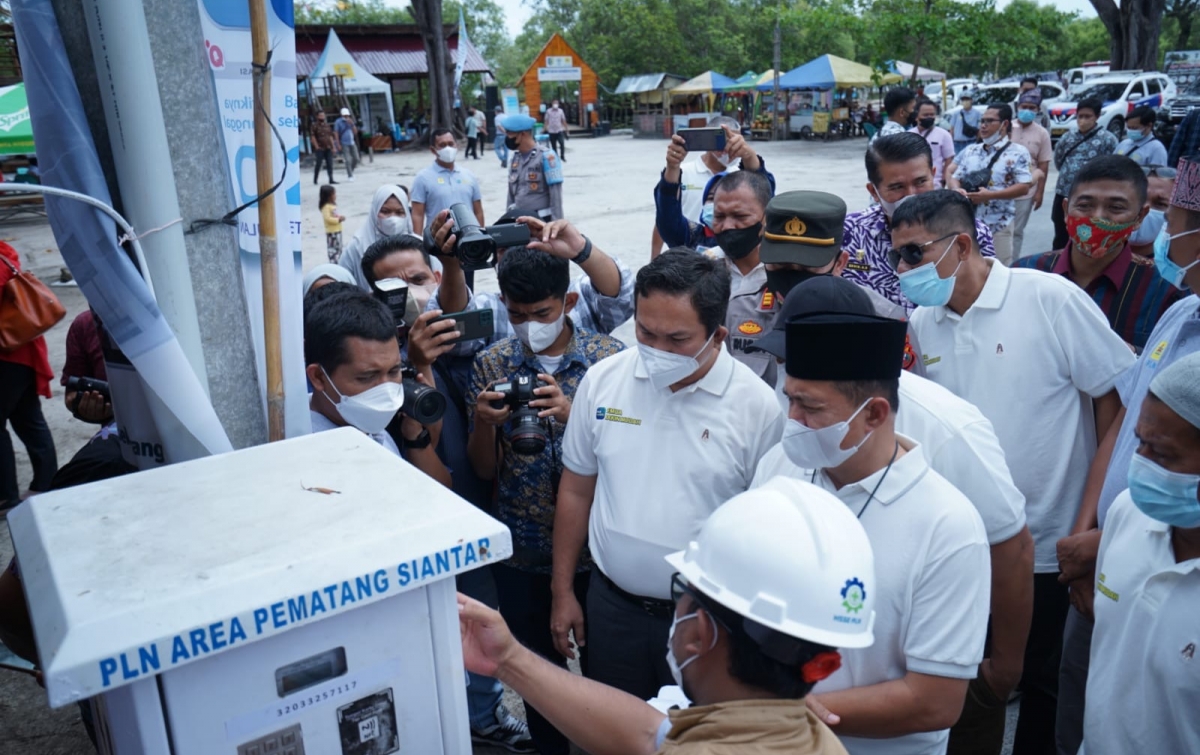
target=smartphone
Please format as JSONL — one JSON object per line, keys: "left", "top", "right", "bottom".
{"left": 678, "top": 127, "right": 727, "bottom": 153}
{"left": 430, "top": 308, "right": 495, "bottom": 344}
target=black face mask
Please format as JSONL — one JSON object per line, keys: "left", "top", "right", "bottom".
{"left": 714, "top": 222, "right": 763, "bottom": 260}
{"left": 505, "top": 135, "right": 520, "bottom": 151}
{"left": 765, "top": 268, "right": 828, "bottom": 299}
{"left": 919, "top": 117, "right": 936, "bottom": 130}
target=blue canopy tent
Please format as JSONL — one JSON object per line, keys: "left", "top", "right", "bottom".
{"left": 757, "top": 54, "right": 901, "bottom": 91}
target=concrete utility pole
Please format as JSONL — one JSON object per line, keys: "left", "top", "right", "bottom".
{"left": 48, "top": 0, "right": 267, "bottom": 450}
{"left": 773, "top": 10, "right": 783, "bottom": 141}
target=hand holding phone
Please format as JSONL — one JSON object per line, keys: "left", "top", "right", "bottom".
{"left": 429, "top": 308, "right": 495, "bottom": 344}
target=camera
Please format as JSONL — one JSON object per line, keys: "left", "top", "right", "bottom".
{"left": 66, "top": 376, "right": 111, "bottom": 401}
{"left": 489, "top": 375, "right": 549, "bottom": 455}
{"left": 401, "top": 366, "right": 446, "bottom": 426}
{"left": 373, "top": 277, "right": 413, "bottom": 342}
{"left": 448, "top": 203, "right": 532, "bottom": 270}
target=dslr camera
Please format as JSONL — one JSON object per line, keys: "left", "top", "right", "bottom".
{"left": 489, "top": 375, "right": 549, "bottom": 455}
{"left": 447, "top": 203, "right": 531, "bottom": 270}
{"left": 401, "top": 366, "right": 446, "bottom": 426}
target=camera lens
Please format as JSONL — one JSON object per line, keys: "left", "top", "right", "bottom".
{"left": 403, "top": 379, "right": 447, "bottom": 425}
{"left": 508, "top": 406, "right": 548, "bottom": 455}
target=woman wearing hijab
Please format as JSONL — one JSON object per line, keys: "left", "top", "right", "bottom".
{"left": 338, "top": 184, "right": 416, "bottom": 290}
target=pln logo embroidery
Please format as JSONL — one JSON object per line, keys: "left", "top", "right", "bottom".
{"left": 841, "top": 578, "right": 866, "bottom": 614}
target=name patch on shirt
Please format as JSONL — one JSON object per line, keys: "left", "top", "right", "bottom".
{"left": 923, "top": 354, "right": 941, "bottom": 367}
{"left": 1097, "top": 572, "right": 1120, "bottom": 603}
{"left": 595, "top": 407, "right": 642, "bottom": 426}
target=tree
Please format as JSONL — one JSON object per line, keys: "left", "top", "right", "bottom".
{"left": 1166, "top": 0, "right": 1200, "bottom": 49}
{"left": 1089, "top": 0, "right": 1168, "bottom": 70}
{"left": 295, "top": 0, "right": 410, "bottom": 24}
{"left": 410, "top": 0, "right": 455, "bottom": 132}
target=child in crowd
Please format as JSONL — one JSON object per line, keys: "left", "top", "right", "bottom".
{"left": 319, "top": 184, "right": 346, "bottom": 263}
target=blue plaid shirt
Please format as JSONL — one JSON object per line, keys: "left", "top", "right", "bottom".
{"left": 1169, "top": 109, "right": 1200, "bottom": 169}
{"left": 468, "top": 326, "right": 625, "bottom": 573}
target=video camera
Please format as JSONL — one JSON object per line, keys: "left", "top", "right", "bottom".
{"left": 66, "top": 376, "right": 110, "bottom": 401}
{"left": 446, "top": 203, "right": 531, "bottom": 270}
{"left": 401, "top": 366, "right": 446, "bottom": 426}
{"left": 489, "top": 375, "right": 549, "bottom": 455}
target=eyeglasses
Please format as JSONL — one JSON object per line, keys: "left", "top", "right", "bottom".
{"left": 979, "top": 118, "right": 1002, "bottom": 125}
{"left": 1143, "top": 165, "right": 1177, "bottom": 179}
{"left": 889, "top": 232, "right": 958, "bottom": 270}
{"left": 669, "top": 573, "right": 732, "bottom": 632}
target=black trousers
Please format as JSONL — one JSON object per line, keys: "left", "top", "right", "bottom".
{"left": 548, "top": 132, "right": 566, "bottom": 159}
{"left": 312, "top": 148, "right": 334, "bottom": 184}
{"left": 585, "top": 570, "right": 673, "bottom": 701}
{"left": 1051, "top": 193, "right": 1069, "bottom": 251}
{"left": 493, "top": 565, "right": 589, "bottom": 755}
{"left": 466, "top": 136, "right": 479, "bottom": 158}
{"left": 1012, "top": 572, "right": 1071, "bottom": 755}
{"left": 0, "top": 361, "right": 57, "bottom": 503}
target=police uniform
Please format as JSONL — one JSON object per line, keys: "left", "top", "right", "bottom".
{"left": 702, "top": 249, "right": 779, "bottom": 386}
{"left": 501, "top": 114, "right": 564, "bottom": 221}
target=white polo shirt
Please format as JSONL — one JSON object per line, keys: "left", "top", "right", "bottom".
{"left": 895, "top": 371, "right": 1026, "bottom": 544}
{"left": 678, "top": 156, "right": 739, "bottom": 224}
{"left": 753, "top": 437, "right": 991, "bottom": 755}
{"left": 562, "top": 346, "right": 783, "bottom": 599}
{"left": 910, "top": 261, "right": 1136, "bottom": 572}
{"left": 1083, "top": 491, "right": 1200, "bottom": 755}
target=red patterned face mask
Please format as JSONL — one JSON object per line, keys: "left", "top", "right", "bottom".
{"left": 1067, "top": 215, "right": 1138, "bottom": 259}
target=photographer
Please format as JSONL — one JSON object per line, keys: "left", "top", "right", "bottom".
{"left": 427, "top": 209, "right": 634, "bottom": 351}
{"left": 466, "top": 246, "right": 624, "bottom": 755}
{"left": 304, "top": 289, "right": 449, "bottom": 487}
{"left": 62, "top": 309, "right": 113, "bottom": 425}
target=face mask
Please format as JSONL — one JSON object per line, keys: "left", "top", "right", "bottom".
{"left": 715, "top": 152, "right": 734, "bottom": 167}
{"left": 1127, "top": 453, "right": 1200, "bottom": 528}
{"left": 714, "top": 221, "right": 763, "bottom": 260}
{"left": 1067, "top": 215, "right": 1138, "bottom": 259}
{"left": 513, "top": 309, "right": 565, "bottom": 353}
{"left": 505, "top": 135, "right": 520, "bottom": 150}
{"left": 1128, "top": 130, "right": 1148, "bottom": 143}
{"left": 918, "top": 117, "right": 936, "bottom": 130}
{"left": 379, "top": 215, "right": 411, "bottom": 236}
{"left": 981, "top": 130, "right": 1002, "bottom": 146}
{"left": 409, "top": 282, "right": 438, "bottom": 313}
{"left": 765, "top": 268, "right": 826, "bottom": 299}
{"left": 1130, "top": 209, "right": 1165, "bottom": 246}
{"left": 637, "top": 332, "right": 716, "bottom": 391}
{"left": 665, "top": 612, "right": 700, "bottom": 687}
{"left": 897, "top": 237, "right": 961, "bottom": 307}
{"left": 321, "top": 368, "right": 404, "bottom": 435}
{"left": 1017, "top": 109, "right": 1036, "bottom": 124}
{"left": 1153, "top": 226, "right": 1200, "bottom": 289}
{"left": 436, "top": 146, "right": 457, "bottom": 163}
{"left": 874, "top": 189, "right": 912, "bottom": 218}
{"left": 782, "top": 400, "right": 874, "bottom": 469}
{"left": 700, "top": 203, "right": 715, "bottom": 229}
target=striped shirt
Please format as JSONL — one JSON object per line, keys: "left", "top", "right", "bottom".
{"left": 1015, "top": 243, "right": 1185, "bottom": 350}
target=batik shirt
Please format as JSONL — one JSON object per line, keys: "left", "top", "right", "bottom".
{"left": 842, "top": 204, "right": 996, "bottom": 312}
{"left": 467, "top": 326, "right": 625, "bottom": 573}
{"left": 953, "top": 137, "right": 1033, "bottom": 232}
{"left": 1054, "top": 127, "right": 1119, "bottom": 197}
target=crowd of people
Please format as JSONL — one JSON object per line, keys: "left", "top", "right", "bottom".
{"left": 2, "top": 92, "right": 1200, "bottom": 755}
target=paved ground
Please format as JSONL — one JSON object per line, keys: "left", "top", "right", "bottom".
{"left": 1, "top": 131, "right": 1045, "bottom": 752}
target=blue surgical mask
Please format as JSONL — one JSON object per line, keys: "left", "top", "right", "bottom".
{"left": 1017, "top": 110, "right": 1036, "bottom": 124}
{"left": 700, "top": 203, "right": 714, "bottom": 229}
{"left": 1128, "top": 453, "right": 1200, "bottom": 528}
{"left": 1130, "top": 209, "right": 1165, "bottom": 246}
{"left": 1128, "top": 130, "right": 1148, "bottom": 143}
{"left": 898, "top": 238, "right": 961, "bottom": 307}
{"left": 1153, "top": 225, "right": 1200, "bottom": 289}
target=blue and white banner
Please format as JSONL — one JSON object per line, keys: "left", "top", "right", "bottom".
{"left": 453, "top": 7, "right": 469, "bottom": 107}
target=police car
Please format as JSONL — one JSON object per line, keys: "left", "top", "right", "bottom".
{"left": 1047, "top": 71, "right": 1176, "bottom": 140}
{"left": 939, "top": 80, "right": 1065, "bottom": 127}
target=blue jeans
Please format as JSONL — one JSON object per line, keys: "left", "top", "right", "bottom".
{"left": 458, "top": 566, "right": 504, "bottom": 729}
{"left": 494, "top": 135, "right": 509, "bottom": 166}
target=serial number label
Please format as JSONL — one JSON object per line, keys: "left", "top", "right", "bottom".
{"left": 276, "top": 680, "right": 358, "bottom": 717}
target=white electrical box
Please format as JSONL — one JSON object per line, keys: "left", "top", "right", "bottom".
{"left": 8, "top": 427, "right": 512, "bottom": 755}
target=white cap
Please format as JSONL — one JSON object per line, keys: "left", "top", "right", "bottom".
{"left": 340, "top": 108, "right": 351, "bottom": 116}
{"left": 665, "top": 476, "right": 876, "bottom": 649}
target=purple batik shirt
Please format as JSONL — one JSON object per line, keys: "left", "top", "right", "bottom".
{"left": 842, "top": 204, "right": 996, "bottom": 313}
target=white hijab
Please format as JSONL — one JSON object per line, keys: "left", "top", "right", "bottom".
{"left": 339, "top": 184, "right": 414, "bottom": 290}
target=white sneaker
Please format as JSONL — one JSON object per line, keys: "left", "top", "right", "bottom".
{"left": 347, "top": 176, "right": 356, "bottom": 182}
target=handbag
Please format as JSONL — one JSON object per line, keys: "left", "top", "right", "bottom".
{"left": 960, "top": 113, "right": 979, "bottom": 139}
{"left": 0, "top": 253, "right": 66, "bottom": 350}
{"left": 959, "top": 143, "right": 1011, "bottom": 193}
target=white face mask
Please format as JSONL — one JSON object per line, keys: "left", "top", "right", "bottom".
{"left": 378, "top": 215, "right": 411, "bottom": 237}
{"left": 715, "top": 152, "right": 734, "bottom": 167}
{"left": 782, "top": 399, "right": 873, "bottom": 469}
{"left": 321, "top": 367, "right": 404, "bottom": 435}
{"left": 408, "top": 282, "right": 438, "bottom": 313}
{"left": 874, "top": 188, "right": 912, "bottom": 218}
{"left": 513, "top": 309, "right": 565, "bottom": 353}
{"left": 436, "top": 146, "right": 457, "bottom": 163}
{"left": 666, "top": 612, "right": 701, "bottom": 687}
{"left": 981, "top": 130, "right": 1003, "bottom": 146}
{"left": 637, "top": 332, "right": 716, "bottom": 391}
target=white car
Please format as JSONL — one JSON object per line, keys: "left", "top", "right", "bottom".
{"left": 1047, "top": 72, "right": 1177, "bottom": 140}
{"left": 940, "top": 81, "right": 1066, "bottom": 125}
{"left": 925, "top": 78, "right": 978, "bottom": 105}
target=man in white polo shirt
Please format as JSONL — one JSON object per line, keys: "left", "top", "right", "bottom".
{"left": 552, "top": 250, "right": 783, "bottom": 700}
{"left": 751, "top": 276, "right": 1032, "bottom": 754}
{"left": 890, "top": 190, "right": 1135, "bottom": 754}
{"left": 1082, "top": 352, "right": 1200, "bottom": 755}
{"left": 752, "top": 302, "right": 991, "bottom": 755}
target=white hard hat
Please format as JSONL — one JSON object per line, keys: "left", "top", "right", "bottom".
{"left": 665, "top": 476, "right": 876, "bottom": 649}
{"left": 340, "top": 108, "right": 351, "bottom": 116}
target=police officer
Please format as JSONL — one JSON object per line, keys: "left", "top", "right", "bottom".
{"left": 501, "top": 113, "right": 564, "bottom": 221}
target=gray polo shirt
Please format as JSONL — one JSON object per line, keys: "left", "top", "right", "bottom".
{"left": 410, "top": 162, "right": 483, "bottom": 231}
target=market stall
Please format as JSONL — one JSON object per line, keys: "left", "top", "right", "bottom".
{"left": 888, "top": 60, "right": 947, "bottom": 108}
{"left": 304, "top": 29, "right": 396, "bottom": 145}
{"left": 756, "top": 55, "right": 900, "bottom": 138}
{"left": 615, "top": 72, "right": 688, "bottom": 137}
{"left": 670, "top": 70, "right": 736, "bottom": 131}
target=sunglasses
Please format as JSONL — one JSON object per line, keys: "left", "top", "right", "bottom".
{"left": 669, "top": 573, "right": 733, "bottom": 631}
{"left": 1143, "top": 165, "right": 1177, "bottom": 179}
{"left": 888, "top": 233, "right": 958, "bottom": 270}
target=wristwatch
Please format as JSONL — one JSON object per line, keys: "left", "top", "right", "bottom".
{"left": 402, "top": 427, "right": 432, "bottom": 449}
{"left": 573, "top": 236, "right": 593, "bottom": 265}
